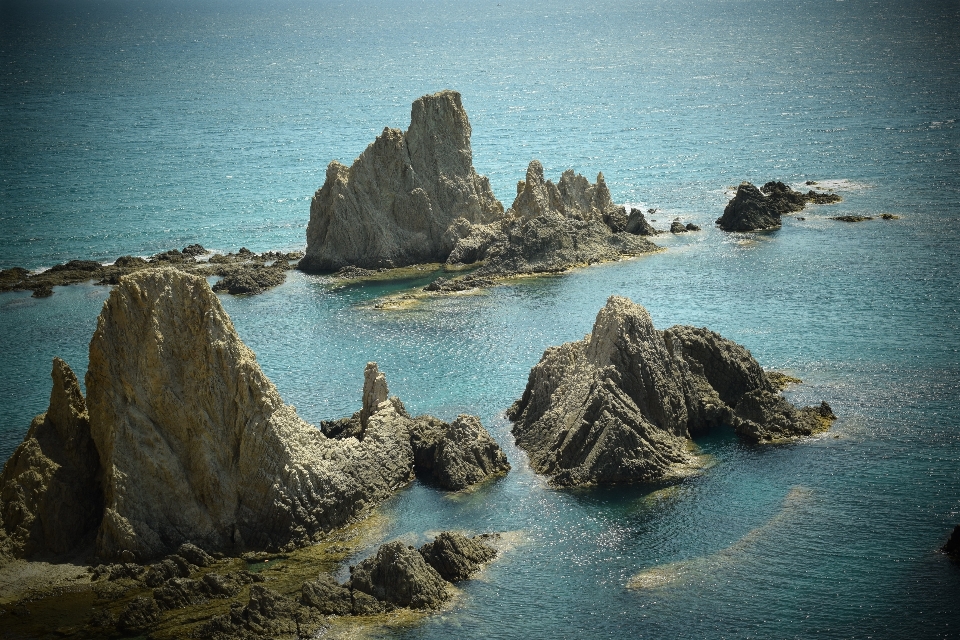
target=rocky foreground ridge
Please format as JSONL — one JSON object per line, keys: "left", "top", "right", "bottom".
{"left": 716, "top": 181, "right": 842, "bottom": 231}
{"left": 508, "top": 296, "right": 835, "bottom": 486}
{"left": 80, "top": 532, "right": 498, "bottom": 637}
{"left": 0, "top": 268, "right": 508, "bottom": 564}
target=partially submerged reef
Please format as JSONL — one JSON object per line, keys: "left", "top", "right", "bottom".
{"left": 0, "top": 246, "right": 304, "bottom": 298}
{"left": 717, "top": 181, "right": 842, "bottom": 231}
{"left": 508, "top": 296, "right": 835, "bottom": 487}
{"left": 0, "top": 268, "right": 508, "bottom": 637}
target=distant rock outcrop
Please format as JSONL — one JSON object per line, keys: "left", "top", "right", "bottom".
{"left": 943, "top": 524, "right": 960, "bottom": 561}
{"left": 716, "top": 181, "right": 841, "bottom": 231}
{"left": 508, "top": 296, "right": 835, "bottom": 486}
{"left": 445, "top": 160, "right": 660, "bottom": 278}
{"left": 0, "top": 358, "right": 102, "bottom": 558}
{"left": 299, "top": 90, "right": 504, "bottom": 272}
{"left": 84, "top": 269, "right": 415, "bottom": 561}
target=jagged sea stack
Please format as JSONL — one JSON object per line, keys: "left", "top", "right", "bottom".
{"left": 86, "top": 269, "right": 415, "bottom": 561}
{"left": 299, "top": 90, "right": 504, "bottom": 271}
{"left": 508, "top": 296, "right": 835, "bottom": 486}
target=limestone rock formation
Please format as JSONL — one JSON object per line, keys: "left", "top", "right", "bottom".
{"left": 349, "top": 540, "right": 450, "bottom": 610}
{"left": 409, "top": 415, "right": 511, "bottom": 490}
{"left": 716, "top": 181, "right": 842, "bottom": 231}
{"left": 300, "top": 90, "right": 504, "bottom": 272}
{"left": 418, "top": 531, "right": 497, "bottom": 582}
{"left": 85, "top": 268, "right": 415, "bottom": 561}
{"left": 322, "top": 362, "right": 510, "bottom": 491}
{"left": 508, "top": 296, "right": 835, "bottom": 486}
{"left": 0, "top": 358, "right": 102, "bottom": 558}
{"left": 447, "top": 160, "right": 659, "bottom": 277}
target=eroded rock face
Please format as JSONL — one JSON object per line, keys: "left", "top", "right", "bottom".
{"left": 0, "top": 358, "right": 102, "bottom": 558}
{"left": 300, "top": 90, "right": 504, "bottom": 272}
{"left": 85, "top": 268, "right": 415, "bottom": 561}
{"left": 409, "top": 415, "right": 511, "bottom": 490}
{"left": 716, "top": 181, "right": 842, "bottom": 231}
{"left": 509, "top": 296, "right": 835, "bottom": 486}
{"left": 447, "top": 161, "right": 659, "bottom": 277}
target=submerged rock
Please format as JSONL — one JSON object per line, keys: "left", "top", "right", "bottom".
{"left": 300, "top": 90, "right": 504, "bottom": 272}
{"left": 0, "top": 358, "right": 102, "bottom": 558}
{"left": 508, "top": 296, "right": 835, "bottom": 486}
{"left": 85, "top": 268, "right": 414, "bottom": 561}
{"left": 716, "top": 181, "right": 841, "bottom": 232}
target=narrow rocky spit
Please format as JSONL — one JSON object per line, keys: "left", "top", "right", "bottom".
{"left": 716, "top": 181, "right": 842, "bottom": 231}
{"left": 0, "top": 245, "right": 303, "bottom": 298}
{"left": 508, "top": 296, "right": 835, "bottom": 487}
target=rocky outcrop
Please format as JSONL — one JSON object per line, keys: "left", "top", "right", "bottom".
{"left": 625, "top": 208, "right": 659, "bottom": 236}
{"left": 322, "top": 363, "right": 510, "bottom": 491}
{"left": 0, "top": 358, "right": 102, "bottom": 558}
{"left": 299, "top": 90, "right": 504, "bottom": 272}
{"left": 716, "top": 181, "right": 842, "bottom": 231}
{"left": 418, "top": 531, "right": 497, "bottom": 582}
{"left": 409, "top": 415, "right": 511, "bottom": 490}
{"left": 85, "top": 268, "right": 415, "bottom": 561}
{"left": 349, "top": 541, "right": 450, "bottom": 609}
{"left": 508, "top": 296, "right": 835, "bottom": 486}
{"left": 445, "top": 160, "right": 659, "bottom": 278}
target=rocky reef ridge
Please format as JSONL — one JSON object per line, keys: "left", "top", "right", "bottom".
{"left": 299, "top": 90, "right": 504, "bottom": 272}
{"left": 508, "top": 296, "right": 835, "bottom": 486}
{"left": 0, "top": 245, "right": 303, "bottom": 298}
{"left": 716, "top": 181, "right": 841, "bottom": 231}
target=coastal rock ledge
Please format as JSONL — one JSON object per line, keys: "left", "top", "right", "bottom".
{"left": 508, "top": 296, "right": 835, "bottom": 487}
{"left": 0, "top": 268, "right": 509, "bottom": 563}
{"left": 299, "top": 90, "right": 504, "bottom": 272}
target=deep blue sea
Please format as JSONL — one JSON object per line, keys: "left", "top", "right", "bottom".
{"left": 2, "top": 0, "right": 959, "bottom": 637}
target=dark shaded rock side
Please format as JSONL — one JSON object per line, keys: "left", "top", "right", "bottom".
{"left": 0, "top": 358, "right": 102, "bottom": 558}
{"left": 409, "top": 415, "right": 511, "bottom": 490}
{"left": 508, "top": 295, "right": 836, "bottom": 487}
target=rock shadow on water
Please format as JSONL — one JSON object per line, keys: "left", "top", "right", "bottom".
{"left": 626, "top": 486, "right": 813, "bottom": 591}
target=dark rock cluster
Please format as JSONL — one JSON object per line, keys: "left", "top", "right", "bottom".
{"left": 716, "top": 181, "right": 841, "bottom": 231}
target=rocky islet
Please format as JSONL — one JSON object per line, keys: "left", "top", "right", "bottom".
{"left": 508, "top": 295, "right": 836, "bottom": 487}
{"left": 716, "top": 180, "right": 842, "bottom": 231}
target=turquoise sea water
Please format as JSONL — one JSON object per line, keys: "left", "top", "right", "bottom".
{"left": 2, "top": 0, "right": 959, "bottom": 637}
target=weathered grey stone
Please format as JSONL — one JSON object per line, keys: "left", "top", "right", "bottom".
{"left": 117, "top": 596, "right": 161, "bottom": 633}
{"left": 85, "top": 268, "right": 414, "bottom": 561}
{"left": 0, "top": 358, "right": 102, "bottom": 558}
{"left": 349, "top": 541, "right": 449, "bottom": 610}
{"left": 418, "top": 532, "right": 497, "bottom": 582}
{"left": 300, "top": 90, "right": 504, "bottom": 272}
{"left": 509, "top": 296, "right": 835, "bottom": 486}
{"left": 409, "top": 415, "right": 510, "bottom": 490}
{"left": 625, "top": 208, "right": 659, "bottom": 236}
